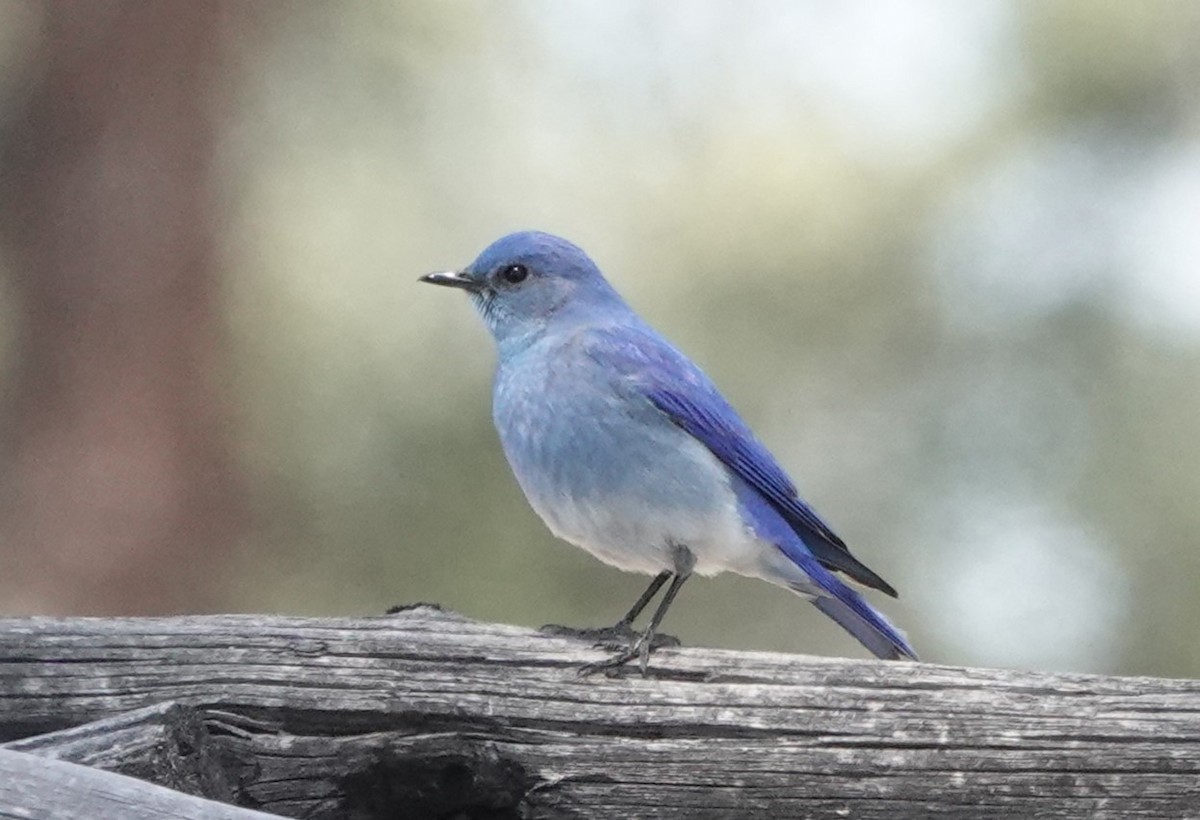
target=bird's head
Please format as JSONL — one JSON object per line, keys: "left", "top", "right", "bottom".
{"left": 421, "top": 231, "right": 627, "bottom": 348}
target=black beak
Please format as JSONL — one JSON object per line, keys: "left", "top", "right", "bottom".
{"left": 419, "top": 271, "right": 483, "bottom": 293}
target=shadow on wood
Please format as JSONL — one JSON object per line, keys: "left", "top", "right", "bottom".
{"left": 1, "top": 606, "right": 1198, "bottom": 818}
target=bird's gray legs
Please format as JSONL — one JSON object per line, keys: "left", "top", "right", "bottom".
{"left": 618, "top": 570, "right": 672, "bottom": 625}
{"left": 545, "top": 545, "right": 695, "bottom": 675}
{"left": 580, "top": 570, "right": 691, "bottom": 675}
{"left": 539, "top": 571, "right": 675, "bottom": 647}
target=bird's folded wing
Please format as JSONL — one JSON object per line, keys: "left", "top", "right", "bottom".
{"left": 647, "top": 387, "right": 898, "bottom": 597}
{"left": 583, "top": 324, "right": 897, "bottom": 597}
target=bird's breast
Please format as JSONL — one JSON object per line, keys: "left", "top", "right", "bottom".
{"left": 491, "top": 344, "right": 759, "bottom": 576}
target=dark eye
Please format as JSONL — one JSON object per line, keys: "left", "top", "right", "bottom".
{"left": 499, "top": 264, "right": 529, "bottom": 285}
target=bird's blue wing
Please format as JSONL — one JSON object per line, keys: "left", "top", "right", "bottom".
{"left": 646, "top": 387, "right": 895, "bottom": 595}
{"left": 646, "top": 388, "right": 842, "bottom": 546}
{"left": 587, "top": 324, "right": 897, "bottom": 597}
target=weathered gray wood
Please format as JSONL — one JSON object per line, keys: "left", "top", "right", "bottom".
{"left": 3, "top": 702, "right": 236, "bottom": 803}
{"left": 1, "top": 607, "right": 1199, "bottom": 818}
{"left": 0, "top": 748, "right": 281, "bottom": 820}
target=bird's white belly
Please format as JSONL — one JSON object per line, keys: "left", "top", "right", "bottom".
{"left": 526, "top": 435, "right": 766, "bottom": 579}
{"left": 494, "top": 333, "right": 772, "bottom": 581}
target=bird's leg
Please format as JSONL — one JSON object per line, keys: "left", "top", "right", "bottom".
{"left": 540, "top": 571, "right": 678, "bottom": 649}
{"left": 580, "top": 568, "right": 691, "bottom": 677}
{"left": 617, "top": 570, "right": 672, "bottom": 626}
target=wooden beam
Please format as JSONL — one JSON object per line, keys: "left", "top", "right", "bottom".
{"left": 1, "top": 607, "right": 1198, "bottom": 818}
{"left": 4, "top": 702, "right": 236, "bottom": 801}
{"left": 0, "top": 748, "right": 279, "bottom": 820}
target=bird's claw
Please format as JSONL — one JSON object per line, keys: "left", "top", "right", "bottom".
{"left": 577, "top": 641, "right": 642, "bottom": 677}
{"left": 541, "top": 622, "right": 680, "bottom": 653}
{"left": 574, "top": 630, "right": 678, "bottom": 677}
{"left": 540, "top": 621, "right": 638, "bottom": 649}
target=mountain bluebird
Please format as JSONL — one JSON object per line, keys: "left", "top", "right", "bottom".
{"left": 421, "top": 231, "right": 915, "bottom": 672}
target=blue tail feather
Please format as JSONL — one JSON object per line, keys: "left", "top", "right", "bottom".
{"left": 732, "top": 475, "right": 916, "bottom": 660}
{"left": 793, "top": 550, "right": 917, "bottom": 660}
{"left": 812, "top": 591, "right": 917, "bottom": 661}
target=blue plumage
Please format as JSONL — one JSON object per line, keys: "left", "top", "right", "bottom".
{"left": 421, "top": 231, "right": 916, "bottom": 669}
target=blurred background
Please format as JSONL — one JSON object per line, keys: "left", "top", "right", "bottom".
{"left": 0, "top": 1, "right": 1197, "bottom": 678}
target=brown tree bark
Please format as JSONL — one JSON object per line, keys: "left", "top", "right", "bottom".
{"left": 0, "top": 1, "right": 244, "bottom": 613}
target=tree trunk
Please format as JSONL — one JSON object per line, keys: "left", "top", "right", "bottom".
{"left": 0, "top": 0, "right": 243, "bottom": 613}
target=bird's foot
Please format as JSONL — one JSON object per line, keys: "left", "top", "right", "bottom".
{"left": 540, "top": 621, "right": 680, "bottom": 652}
{"left": 577, "top": 631, "right": 660, "bottom": 677}
{"left": 540, "top": 621, "right": 637, "bottom": 649}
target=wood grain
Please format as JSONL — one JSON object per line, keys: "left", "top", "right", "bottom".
{"left": 1, "top": 606, "right": 1198, "bottom": 818}
{"left": 0, "top": 748, "right": 279, "bottom": 820}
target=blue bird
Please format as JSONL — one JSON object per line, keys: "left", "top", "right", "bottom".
{"left": 421, "top": 231, "right": 916, "bottom": 671}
